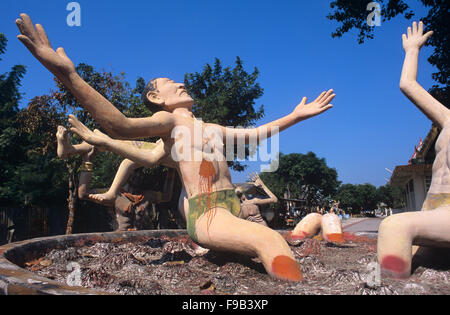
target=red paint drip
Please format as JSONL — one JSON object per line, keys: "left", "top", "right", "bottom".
{"left": 198, "top": 159, "right": 217, "bottom": 234}
{"left": 381, "top": 255, "right": 407, "bottom": 274}
{"left": 271, "top": 255, "right": 303, "bottom": 281}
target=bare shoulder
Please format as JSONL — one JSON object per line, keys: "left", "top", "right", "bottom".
{"left": 152, "top": 110, "right": 175, "bottom": 121}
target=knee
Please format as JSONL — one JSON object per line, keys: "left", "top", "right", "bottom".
{"left": 78, "top": 186, "right": 89, "bottom": 200}
{"left": 379, "top": 214, "right": 409, "bottom": 235}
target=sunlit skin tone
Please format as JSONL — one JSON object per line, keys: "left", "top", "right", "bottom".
{"left": 288, "top": 213, "right": 344, "bottom": 244}
{"left": 17, "top": 14, "right": 335, "bottom": 281}
{"left": 377, "top": 21, "right": 450, "bottom": 279}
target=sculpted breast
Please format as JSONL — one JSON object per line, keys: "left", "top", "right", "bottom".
{"left": 240, "top": 202, "right": 260, "bottom": 218}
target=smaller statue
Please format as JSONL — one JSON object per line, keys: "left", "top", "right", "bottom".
{"left": 236, "top": 173, "right": 278, "bottom": 227}
{"left": 56, "top": 126, "right": 175, "bottom": 231}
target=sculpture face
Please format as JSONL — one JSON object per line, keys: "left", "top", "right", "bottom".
{"left": 150, "top": 78, "right": 194, "bottom": 111}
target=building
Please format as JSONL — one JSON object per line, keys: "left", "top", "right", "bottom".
{"left": 389, "top": 125, "right": 439, "bottom": 212}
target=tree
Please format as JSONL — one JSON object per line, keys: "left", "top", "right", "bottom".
{"left": 336, "top": 183, "right": 378, "bottom": 213}
{"left": 376, "top": 184, "right": 404, "bottom": 209}
{"left": 327, "top": 0, "right": 449, "bottom": 107}
{"left": 0, "top": 33, "right": 27, "bottom": 205}
{"left": 260, "top": 152, "right": 341, "bottom": 208}
{"left": 185, "top": 57, "right": 265, "bottom": 171}
{"left": 335, "top": 182, "right": 404, "bottom": 213}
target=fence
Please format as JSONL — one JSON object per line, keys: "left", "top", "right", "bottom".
{"left": 1, "top": 207, "right": 45, "bottom": 245}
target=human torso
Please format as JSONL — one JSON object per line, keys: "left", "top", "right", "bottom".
{"left": 162, "top": 114, "right": 234, "bottom": 200}
{"left": 428, "top": 120, "right": 450, "bottom": 194}
{"left": 239, "top": 201, "right": 261, "bottom": 219}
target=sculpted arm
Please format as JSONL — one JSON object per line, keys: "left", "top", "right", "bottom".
{"left": 68, "top": 115, "right": 167, "bottom": 168}
{"left": 247, "top": 173, "right": 278, "bottom": 206}
{"left": 399, "top": 21, "right": 449, "bottom": 127}
{"left": 16, "top": 13, "right": 174, "bottom": 139}
{"left": 218, "top": 90, "right": 335, "bottom": 144}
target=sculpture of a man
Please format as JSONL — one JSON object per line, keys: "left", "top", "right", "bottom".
{"left": 16, "top": 13, "right": 335, "bottom": 281}
{"left": 378, "top": 22, "right": 450, "bottom": 279}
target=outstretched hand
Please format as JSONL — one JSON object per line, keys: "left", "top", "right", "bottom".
{"left": 69, "top": 114, "right": 111, "bottom": 150}
{"left": 402, "top": 21, "right": 433, "bottom": 52}
{"left": 15, "top": 13, "right": 75, "bottom": 76}
{"left": 293, "top": 89, "right": 335, "bottom": 120}
{"left": 249, "top": 172, "right": 263, "bottom": 187}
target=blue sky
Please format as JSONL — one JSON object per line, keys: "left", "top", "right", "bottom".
{"left": 1, "top": 0, "right": 437, "bottom": 187}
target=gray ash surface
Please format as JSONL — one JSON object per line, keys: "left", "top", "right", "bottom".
{"left": 25, "top": 234, "right": 450, "bottom": 295}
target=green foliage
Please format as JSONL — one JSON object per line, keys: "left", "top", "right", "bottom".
{"left": 260, "top": 152, "right": 341, "bottom": 207}
{"left": 327, "top": 0, "right": 449, "bottom": 107}
{"left": 335, "top": 183, "right": 404, "bottom": 213}
{"left": 335, "top": 183, "right": 377, "bottom": 213}
{"left": 328, "top": 0, "right": 413, "bottom": 44}
{"left": 0, "top": 33, "right": 28, "bottom": 206}
{"left": 376, "top": 184, "right": 404, "bottom": 208}
{"left": 185, "top": 57, "right": 265, "bottom": 171}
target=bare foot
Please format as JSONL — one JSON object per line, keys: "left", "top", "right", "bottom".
{"left": 88, "top": 191, "right": 118, "bottom": 204}
{"left": 56, "top": 126, "right": 71, "bottom": 159}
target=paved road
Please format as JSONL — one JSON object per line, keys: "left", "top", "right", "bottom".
{"left": 342, "top": 217, "right": 383, "bottom": 234}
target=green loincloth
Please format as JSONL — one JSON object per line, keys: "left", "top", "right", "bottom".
{"left": 187, "top": 189, "right": 241, "bottom": 243}
{"left": 422, "top": 193, "right": 450, "bottom": 211}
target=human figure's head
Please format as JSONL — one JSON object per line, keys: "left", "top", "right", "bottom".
{"left": 142, "top": 78, "right": 194, "bottom": 113}
{"left": 235, "top": 187, "right": 246, "bottom": 202}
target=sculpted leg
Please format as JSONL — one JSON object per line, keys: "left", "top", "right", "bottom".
{"left": 289, "top": 213, "right": 322, "bottom": 241}
{"left": 321, "top": 213, "right": 344, "bottom": 243}
{"left": 114, "top": 195, "right": 134, "bottom": 231}
{"left": 194, "top": 208, "right": 303, "bottom": 282}
{"left": 377, "top": 208, "right": 450, "bottom": 279}
{"left": 89, "top": 159, "right": 140, "bottom": 204}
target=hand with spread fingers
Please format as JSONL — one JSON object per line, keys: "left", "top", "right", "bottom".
{"left": 402, "top": 21, "right": 433, "bottom": 52}
{"left": 68, "top": 114, "right": 110, "bottom": 151}
{"left": 15, "top": 13, "right": 75, "bottom": 76}
{"left": 293, "top": 90, "right": 335, "bottom": 121}
{"left": 249, "top": 172, "right": 263, "bottom": 187}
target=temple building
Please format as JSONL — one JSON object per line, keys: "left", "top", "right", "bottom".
{"left": 389, "top": 125, "right": 439, "bottom": 212}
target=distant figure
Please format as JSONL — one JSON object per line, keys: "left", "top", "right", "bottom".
{"left": 236, "top": 173, "right": 278, "bottom": 227}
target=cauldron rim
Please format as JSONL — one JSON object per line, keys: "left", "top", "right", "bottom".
{"left": 0, "top": 229, "right": 187, "bottom": 295}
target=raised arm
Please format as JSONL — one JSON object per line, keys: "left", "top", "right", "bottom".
{"left": 399, "top": 21, "right": 449, "bottom": 128}
{"left": 16, "top": 13, "right": 174, "bottom": 139}
{"left": 69, "top": 115, "right": 167, "bottom": 168}
{"left": 218, "top": 90, "right": 335, "bottom": 144}
{"left": 247, "top": 173, "right": 278, "bottom": 206}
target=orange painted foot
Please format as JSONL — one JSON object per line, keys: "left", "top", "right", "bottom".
{"left": 271, "top": 255, "right": 303, "bottom": 282}
{"left": 325, "top": 233, "right": 345, "bottom": 244}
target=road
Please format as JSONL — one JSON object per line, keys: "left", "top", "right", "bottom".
{"left": 342, "top": 217, "right": 383, "bottom": 235}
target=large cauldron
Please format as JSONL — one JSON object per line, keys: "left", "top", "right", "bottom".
{"left": 0, "top": 230, "right": 186, "bottom": 295}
